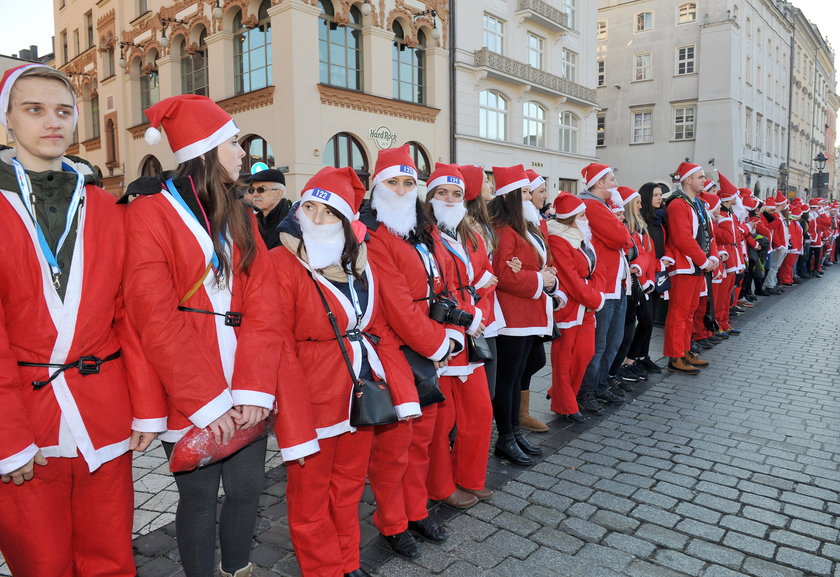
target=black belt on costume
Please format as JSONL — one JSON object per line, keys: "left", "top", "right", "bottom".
{"left": 178, "top": 306, "right": 242, "bottom": 327}
{"left": 18, "top": 350, "right": 122, "bottom": 390}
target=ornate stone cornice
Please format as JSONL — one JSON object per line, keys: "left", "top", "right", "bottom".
{"left": 217, "top": 86, "right": 275, "bottom": 115}
{"left": 97, "top": 10, "right": 115, "bottom": 29}
{"left": 318, "top": 84, "right": 440, "bottom": 123}
{"left": 83, "top": 137, "right": 102, "bottom": 151}
{"left": 128, "top": 123, "right": 151, "bottom": 140}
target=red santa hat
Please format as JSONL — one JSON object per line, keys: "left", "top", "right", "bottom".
{"left": 764, "top": 197, "right": 777, "bottom": 209}
{"left": 789, "top": 205, "right": 804, "bottom": 218}
{"left": 617, "top": 186, "right": 640, "bottom": 205}
{"left": 609, "top": 199, "right": 624, "bottom": 214}
{"left": 0, "top": 63, "right": 78, "bottom": 131}
{"left": 674, "top": 162, "right": 703, "bottom": 182}
{"left": 371, "top": 144, "right": 417, "bottom": 185}
{"left": 742, "top": 196, "right": 759, "bottom": 211}
{"left": 700, "top": 191, "right": 721, "bottom": 212}
{"left": 426, "top": 163, "right": 465, "bottom": 194}
{"left": 808, "top": 198, "right": 822, "bottom": 208}
{"left": 299, "top": 166, "right": 366, "bottom": 222}
{"left": 703, "top": 179, "right": 717, "bottom": 192}
{"left": 738, "top": 187, "right": 754, "bottom": 198}
{"left": 458, "top": 164, "right": 485, "bottom": 202}
{"left": 525, "top": 169, "right": 546, "bottom": 191}
{"left": 581, "top": 163, "right": 613, "bottom": 189}
{"left": 492, "top": 164, "right": 530, "bottom": 196}
{"left": 144, "top": 95, "right": 238, "bottom": 164}
{"left": 715, "top": 172, "right": 738, "bottom": 202}
{"left": 553, "top": 191, "right": 585, "bottom": 219}
{"left": 773, "top": 190, "right": 788, "bottom": 209}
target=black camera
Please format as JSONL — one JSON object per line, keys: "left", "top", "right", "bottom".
{"left": 429, "top": 293, "right": 474, "bottom": 328}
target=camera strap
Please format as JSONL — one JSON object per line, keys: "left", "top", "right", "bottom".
{"left": 412, "top": 242, "right": 446, "bottom": 304}
{"left": 307, "top": 270, "right": 362, "bottom": 384}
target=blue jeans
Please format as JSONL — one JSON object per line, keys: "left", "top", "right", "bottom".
{"left": 580, "top": 292, "right": 627, "bottom": 395}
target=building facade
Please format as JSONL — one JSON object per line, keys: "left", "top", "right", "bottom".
{"left": 453, "top": 0, "right": 599, "bottom": 195}
{"left": 47, "top": 0, "right": 452, "bottom": 197}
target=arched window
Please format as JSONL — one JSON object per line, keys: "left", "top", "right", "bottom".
{"left": 234, "top": 1, "right": 272, "bottom": 95}
{"left": 105, "top": 118, "right": 117, "bottom": 164}
{"left": 559, "top": 111, "right": 578, "bottom": 154}
{"left": 139, "top": 155, "right": 163, "bottom": 177}
{"left": 319, "top": 0, "right": 363, "bottom": 90}
{"left": 181, "top": 29, "right": 208, "bottom": 96}
{"left": 89, "top": 92, "right": 100, "bottom": 140}
{"left": 407, "top": 141, "right": 431, "bottom": 181}
{"left": 324, "top": 132, "right": 369, "bottom": 188}
{"left": 393, "top": 23, "right": 426, "bottom": 104}
{"left": 677, "top": 3, "right": 696, "bottom": 23}
{"left": 240, "top": 134, "right": 276, "bottom": 176}
{"left": 479, "top": 90, "right": 507, "bottom": 141}
{"left": 522, "top": 101, "right": 545, "bottom": 147}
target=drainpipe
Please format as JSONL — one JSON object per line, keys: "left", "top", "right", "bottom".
{"left": 449, "top": 0, "right": 456, "bottom": 163}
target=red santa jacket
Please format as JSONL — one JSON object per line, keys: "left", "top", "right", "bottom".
{"left": 546, "top": 222, "right": 604, "bottom": 328}
{"left": 788, "top": 219, "right": 804, "bottom": 254}
{"left": 807, "top": 212, "right": 823, "bottom": 247}
{"left": 0, "top": 181, "right": 167, "bottom": 475}
{"left": 471, "top": 232, "right": 503, "bottom": 337}
{"left": 761, "top": 212, "right": 786, "bottom": 250}
{"left": 494, "top": 225, "right": 562, "bottom": 337}
{"left": 628, "top": 229, "right": 656, "bottom": 292}
{"left": 665, "top": 191, "right": 718, "bottom": 275}
{"left": 716, "top": 213, "right": 743, "bottom": 273}
{"left": 123, "top": 184, "right": 294, "bottom": 447}
{"left": 579, "top": 193, "right": 633, "bottom": 298}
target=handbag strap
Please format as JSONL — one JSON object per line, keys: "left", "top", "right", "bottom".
{"left": 307, "top": 271, "right": 359, "bottom": 384}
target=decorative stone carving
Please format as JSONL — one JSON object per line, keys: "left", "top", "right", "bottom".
{"left": 217, "top": 86, "right": 275, "bottom": 115}
{"left": 318, "top": 84, "right": 440, "bottom": 123}
{"left": 82, "top": 137, "right": 102, "bottom": 152}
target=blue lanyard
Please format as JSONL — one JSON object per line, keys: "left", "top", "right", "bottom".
{"left": 693, "top": 197, "right": 707, "bottom": 225}
{"left": 414, "top": 243, "right": 440, "bottom": 278}
{"left": 164, "top": 178, "right": 223, "bottom": 271}
{"left": 440, "top": 234, "right": 471, "bottom": 270}
{"left": 13, "top": 158, "right": 85, "bottom": 289}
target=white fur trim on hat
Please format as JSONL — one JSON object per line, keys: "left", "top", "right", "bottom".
{"left": 556, "top": 203, "right": 585, "bottom": 219}
{"left": 585, "top": 167, "right": 612, "bottom": 189}
{"left": 173, "top": 119, "right": 239, "bottom": 164}
{"left": 679, "top": 165, "right": 702, "bottom": 182}
{"left": 621, "top": 191, "right": 640, "bottom": 205}
{"left": 300, "top": 187, "right": 355, "bottom": 222}
{"left": 0, "top": 64, "right": 78, "bottom": 131}
{"left": 495, "top": 178, "right": 530, "bottom": 197}
{"left": 372, "top": 164, "right": 417, "bottom": 185}
{"left": 427, "top": 175, "right": 464, "bottom": 192}
{"left": 529, "top": 175, "right": 546, "bottom": 190}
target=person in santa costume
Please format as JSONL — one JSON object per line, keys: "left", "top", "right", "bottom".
{"left": 663, "top": 162, "right": 719, "bottom": 375}
{"left": 489, "top": 165, "right": 564, "bottom": 465}
{"left": 576, "top": 163, "right": 633, "bottom": 414}
{"left": 421, "top": 163, "right": 496, "bottom": 523}
{"left": 713, "top": 172, "right": 744, "bottom": 337}
{"left": 546, "top": 193, "right": 604, "bottom": 421}
{"left": 270, "top": 166, "right": 418, "bottom": 577}
{"left": 123, "top": 95, "right": 302, "bottom": 577}
{"left": 358, "top": 145, "right": 462, "bottom": 559}
{"left": 760, "top": 193, "right": 789, "bottom": 294}
{"left": 806, "top": 198, "right": 825, "bottom": 276}
{"left": 779, "top": 204, "right": 805, "bottom": 285}
{"left": 0, "top": 63, "right": 167, "bottom": 577}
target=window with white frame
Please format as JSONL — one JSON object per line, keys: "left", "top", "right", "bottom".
{"left": 634, "top": 52, "right": 652, "bottom": 81}
{"left": 559, "top": 111, "right": 579, "bottom": 153}
{"left": 564, "top": 0, "right": 576, "bottom": 29}
{"left": 479, "top": 90, "right": 507, "bottom": 141}
{"left": 522, "top": 102, "right": 546, "bottom": 147}
{"left": 746, "top": 56, "right": 752, "bottom": 85}
{"left": 755, "top": 113, "right": 763, "bottom": 150}
{"left": 746, "top": 17, "right": 751, "bottom": 37}
{"left": 766, "top": 119, "right": 772, "bottom": 153}
{"left": 673, "top": 105, "right": 695, "bottom": 140}
{"left": 756, "top": 65, "right": 761, "bottom": 91}
{"left": 596, "top": 20, "right": 607, "bottom": 40}
{"left": 676, "top": 45, "right": 695, "bottom": 75}
{"left": 635, "top": 12, "right": 653, "bottom": 32}
{"left": 597, "top": 59, "right": 605, "bottom": 87}
{"left": 562, "top": 49, "right": 577, "bottom": 82}
{"left": 597, "top": 113, "right": 606, "bottom": 147}
{"left": 527, "top": 33, "right": 544, "bottom": 69}
{"left": 677, "top": 3, "right": 696, "bottom": 23}
{"left": 745, "top": 109, "right": 752, "bottom": 147}
{"left": 632, "top": 110, "right": 653, "bottom": 143}
{"left": 483, "top": 14, "right": 504, "bottom": 54}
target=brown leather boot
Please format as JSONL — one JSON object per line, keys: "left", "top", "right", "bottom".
{"left": 685, "top": 350, "right": 710, "bottom": 367}
{"left": 667, "top": 357, "right": 700, "bottom": 375}
{"left": 519, "top": 391, "right": 549, "bottom": 432}
{"left": 441, "top": 487, "right": 479, "bottom": 509}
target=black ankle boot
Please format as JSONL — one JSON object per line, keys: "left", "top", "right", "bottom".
{"left": 513, "top": 428, "right": 543, "bottom": 456}
{"left": 494, "top": 433, "right": 534, "bottom": 466}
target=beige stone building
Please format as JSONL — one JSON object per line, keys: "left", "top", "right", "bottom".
{"left": 47, "top": 0, "right": 452, "bottom": 197}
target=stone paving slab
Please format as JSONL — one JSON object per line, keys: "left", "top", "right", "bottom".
{"left": 2, "top": 267, "right": 839, "bottom": 576}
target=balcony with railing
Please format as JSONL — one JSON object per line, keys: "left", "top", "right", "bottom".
{"left": 474, "top": 48, "right": 597, "bottom": 105}
{"left": 516, "top": 0, "right": 570, "bottom": 33}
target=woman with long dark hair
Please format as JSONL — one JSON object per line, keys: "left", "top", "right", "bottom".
{"left": 488, "top": 165, "right": 563, "bottom": 466}
{"left": 124, "top": 95, "right": 304, "bottom": 577}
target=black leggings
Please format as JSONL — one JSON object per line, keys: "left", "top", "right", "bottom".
{"left": 626, "top": 292, "right": 656, "bottom": 361}
{"left": 162, "top": 435, "right": 268, "bottom": 577}
{"left": 520, "top": 338, "right": 547, "bottom": 392}
{"left": 492, "top": 335, "right": 537, "bottom": 435}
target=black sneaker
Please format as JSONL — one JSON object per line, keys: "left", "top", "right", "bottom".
{"left": 636, "top": 356, "right": 663, "bottom": 373}
{"left": 610, "top": 374, "right": 633, "bottom": 392}
{"left": 384, "top": 530, "right": 421, "bottom": 558}
{"left": 695, "top": 338, "right": 714, "bottom": 349}
{"left": 595, "top": 389, "right": 625, "bottom": 406}
{"left": 617, "top": 365, "right": 639, "bottom": 382}
{"left": 628, "top": 364, "right": 648, "bottom": 381}
{"left": 577, "top": 393, "right": 605, "bottom": 415}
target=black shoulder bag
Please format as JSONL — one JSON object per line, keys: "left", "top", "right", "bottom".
{"left": 309, "top": 272, "right": 398, "bottom": 427}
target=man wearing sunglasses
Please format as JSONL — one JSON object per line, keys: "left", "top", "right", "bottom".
{"left": 244, "top": 168, "right": 291, "bottom": 249}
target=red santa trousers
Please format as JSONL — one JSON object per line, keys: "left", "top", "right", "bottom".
{"left": 778, "top": 253, "right": 798, "bottom": 285}
{"left": 286, "top": 429, "right": 373, "bottom": 577}
{"left": 403, "top": 403, "right": 437, "bottom": 521}
{"left": 426, "top": 371, "right": 493, "bottom": 498}
{"left": 692, "top": 295, "right": 713, "bottom": 340}
{"left": 0, "top": 453, "right": 134, "bottom": 577}
{"left": 549, "top": 315, "right": 595, "bottom": 415}
{"left": 664, "top": 274, "right": 704, "bottom": 357}
{"left": 368, "top": 420, "right": 412, "bottom": 536}
{"left": 713, "top": 275, "right": 735, "bottom": 332}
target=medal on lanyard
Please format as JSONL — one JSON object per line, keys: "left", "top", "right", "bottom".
{"left": 13, "top": 158, "right": 85, "bottom": 290}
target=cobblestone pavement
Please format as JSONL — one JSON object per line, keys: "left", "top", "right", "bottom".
{"left": 2, "top": 268, "right": 838, "bottom": 576}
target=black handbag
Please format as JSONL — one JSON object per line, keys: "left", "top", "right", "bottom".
{"left": 467, "top": 334, "right": 493, "bottom": 363}
{"left": 654, "top": 270, "right": 671, "bottom": 294}
{"left": 309, "top": 272, "right": 398, "bottom": 427}
{"left": 399, "top": 345, "right": 445, "bottom": 407}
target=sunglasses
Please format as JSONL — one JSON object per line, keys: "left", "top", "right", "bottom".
{"left": 247, "top": 186, "right": 282, "bottom": 194}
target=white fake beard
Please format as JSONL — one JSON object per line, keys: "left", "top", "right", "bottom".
{"left": 297, "top": 207, "right": 346, "bottom": 270}
{"left": 576, "top": 218, "right": 593, "bottom": 245}
{"left": 371, "top": 181, "right": 418, "bottom": 237}
{"left": 522, "top": 200, "right": 542, "bottom": 225}
{"left": 607, "top": 187, "right": 624, "bottom": 208}
{"left": 731, "top": 197, "right": 748, "bottom": 222}
{"left": 430, "top": 198, "right": 467, "bottom": 232}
